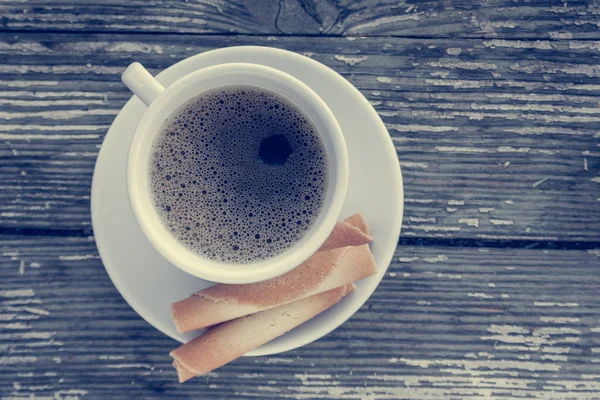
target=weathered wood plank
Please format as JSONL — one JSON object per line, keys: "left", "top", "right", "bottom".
{"left": 1, "top": 33, "right": 599, "bottom": 241}
{"left": 1, "top": 0, "right": 600, "bottom": 39}
{"left": 1, "top": 237, "right": 599, "bottom": 399}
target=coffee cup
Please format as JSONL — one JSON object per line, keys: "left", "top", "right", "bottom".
{"left": 122, "top": 61, "right": 348, "bottom": 284}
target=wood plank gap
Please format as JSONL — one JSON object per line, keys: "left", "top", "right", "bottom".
{"left": 398, "top": 237, "right": 600, "bottom": 250}
{"left": 0, "top": 227, "right": 91, "bottom": 238}
{"left": 4, "top": 28, "right": 600, "bottom": 42}
{"left": 1, "top": 227, "right": 599, "bottom": 250}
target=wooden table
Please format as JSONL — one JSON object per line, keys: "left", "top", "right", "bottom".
{"left": 1, "top": 1, "right": 599, "bottom": 399}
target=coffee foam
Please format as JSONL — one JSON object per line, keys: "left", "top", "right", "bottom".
{"left": 149, "top": 86, "right": 328, "bottom": 264}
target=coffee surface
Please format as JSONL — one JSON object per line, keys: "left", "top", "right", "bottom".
{"left": 149, "top": 85, "right": 328, "bottom": 264}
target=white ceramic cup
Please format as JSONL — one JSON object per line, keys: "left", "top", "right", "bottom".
{"left": 121, "top": 61, "right": 348, "bottom": 284}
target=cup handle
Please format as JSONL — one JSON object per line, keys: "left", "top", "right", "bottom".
{"left": 121, "top": 62, "right": 165, "bottom": 106}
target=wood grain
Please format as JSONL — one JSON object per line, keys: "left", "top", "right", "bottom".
{"left": 1, "top": 3, "right": 599, "bottom": 399}
{"left": 1, "top": 236, "right": 599, "bottom": 399}
{"left": 1, "top": 0, "right": 600, "bottom": 39}
{"left": 1, "top": 33, "right": 599, "bottom": 241}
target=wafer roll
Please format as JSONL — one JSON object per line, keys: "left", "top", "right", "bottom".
{"left": 318, "top": 213, "right": 371, "bottom": 251}
{"left": 342, "top": 213, "right": 370, "bottom": 236}
{"left": 171, "top": 213, "right": 373, "bottom": 332}
{"left": 172, "top": 243, "right": 375, "bottom": 332}
{"left": 171, "top": 284, "right": 354, "bottom": 382}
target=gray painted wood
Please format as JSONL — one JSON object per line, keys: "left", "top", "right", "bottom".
{"left": 1, "top": 4, "right": 600, "bottom": 399}
{"left": 1, "top": 33, "right": 599, "bottom": 241}
{"left": 1, "top": 237, "right": 599, "bottom": 399}
{"left": 1, "top": 0, "right": 600, "bottom": 39}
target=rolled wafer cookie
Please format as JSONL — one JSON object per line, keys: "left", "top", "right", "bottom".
{"left": 172, "top": 243, "right": 375, "bottom": 332}
{"left": 171, "top": 284, "right": 354, "bottom": 382}
{"left": 172, "top": 213, "right": 373, "bottom": 332}
{"left": 318, "top": 213, "right": 371, "bottom": 251}
{"left": 342, "top": 213, "right": 370, "bottom": 237}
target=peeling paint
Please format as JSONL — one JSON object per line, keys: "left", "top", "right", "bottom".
{"left": 0, "top": 289, "right": 34, "bottom": 297}
{"left": 399, "top": 257, "right": 418, "bottom": 263}
{"left": 468, "top": 293, "right": 493, "bottom": 299}
{"left": 458, "top": 218, "right": 479, "bottom": 228}
{"left": 483, "top": 39, "right": 553, "bottom": 50}
{"left": 388, "top": 124, "right": 459, "bottom": 132}
{"left": 409, "top": 217, "right": 436, "bottom": 223}
{"left": 399, "top": 161, "right": 430, "bottom": 169}
{"left": 446, "top": 48, "right": 462, "bottom": 55}
{"left": 347, "top": 13, "right": 421, "bottom": 32}
{"left": 490, "top": 219, "right": 514, "bottom": 226}
{"left": 534, "top": 302, "right": 579, "bottom": 307}
{"left": 435, "top": 146, "right": 487, "bottom": 153}
{"left": 497, "top": 146, "right": 530, "bottom": 153}
{"left": 334, "top": 55, "right": 367, "bottom": 66}
{"left": 393, "top": 357, "right": 560, "bottom": 372}
{"left": 0, "top": 356, "right": 37, "bottom": 364}
{"left": 428, "top": 61, "right": 497, "bottom": 71}
{"left": 540, "top": 317, "right": 580, "bottom": 324}
{"left": 423, "top": 255, "right": 448, "bottom": 263}
{"left": 58, "top": 254, "right": 99, "bottom": 260}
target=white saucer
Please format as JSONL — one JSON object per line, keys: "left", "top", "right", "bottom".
{"left": 91, "top": 46, "right": 403, "bottom": 356}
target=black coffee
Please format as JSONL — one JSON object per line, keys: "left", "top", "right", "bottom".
{"left": 149, "top": 85, "right": 328, "bottom": 264}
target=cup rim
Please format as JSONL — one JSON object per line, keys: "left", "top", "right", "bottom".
{"left": 126, "top": 63, "right": 348, "bottom": 283}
